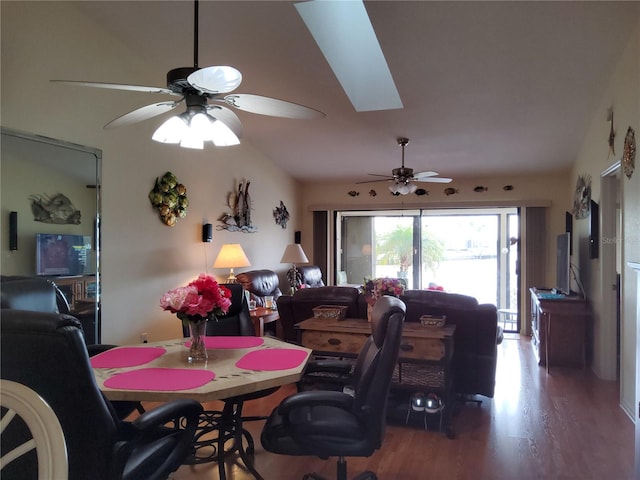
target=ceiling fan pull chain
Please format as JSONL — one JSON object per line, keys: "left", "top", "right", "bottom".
{"left": 193, "top": 0, "right": 199, "bottom": 69}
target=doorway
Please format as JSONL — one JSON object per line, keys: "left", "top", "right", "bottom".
{"left": 599, "top": 163, "right": 622, "bottom": 381}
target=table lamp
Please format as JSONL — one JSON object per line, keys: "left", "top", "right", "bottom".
{"left": 213, "top": 244, "right": 251, "bottom": 282}
{"left": 280, "top": 244, "right": 309, "bottom": 293}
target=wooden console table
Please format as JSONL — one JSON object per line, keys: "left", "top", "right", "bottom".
{"left": 529, "top": 288, "right": 590, "bottom": 372}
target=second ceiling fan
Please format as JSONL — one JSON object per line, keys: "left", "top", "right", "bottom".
{"left": 52, "top": 0, "right": 325, "bottom": 149}
{"left": 359, "top": 138, "right": 452, "bottom": 195}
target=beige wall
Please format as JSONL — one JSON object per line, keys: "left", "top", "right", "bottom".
{"left": 300, "top": 173, "right": 569, "bottom": 288}
{"left": 1, "top": 2, "right": 302, "bottom": 344}
{"left": 569, "top": 19, "right": 640, "bottom": 420}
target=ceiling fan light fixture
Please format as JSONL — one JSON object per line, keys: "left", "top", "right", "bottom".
{"left": 389, "top": 181, "right": 417, "bottom": 195}
{"left": 152, "top": 116, "right": 189, "bottom": 144}
{"left": 209, "top": 118, "right": 240, "bottom": 147}
{"left": 152, "top": 109, "right": 239, "bottom": 149}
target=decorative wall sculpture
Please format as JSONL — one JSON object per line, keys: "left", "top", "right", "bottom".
{"left": 30, "top": 193, "right": 81, "bottom": 224}
{"left": 219, "top": 180, "right": 257, "bottom": 233}
{"left": 273, "top": 201, "right": 290, "bottom": 229}
{"left": 148, "top": 171, "right": 189, "bottom": 227}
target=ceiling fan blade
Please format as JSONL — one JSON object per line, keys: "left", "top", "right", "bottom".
{"left": 412, "top": 170, "right": 439, "bottom": 180}
{"left": 222, "top": 94, "right": 325, "bottom": 119}
{"left": 51, "top": 80, "right": 177, "bottom": 96}
{"left": 206, "top": 105, "right": 243, "bottom": 139}
{"left": 104, "top": 101, "right": 181, "bottom": 129}
{"left": 414, "top": 177, "right": 453, "bottom": 184}
{"left": 187, "top": 66, "right": 243, "bottom": 95}
{"left": 356, "top": 178, "right": 393, "bottom": 184}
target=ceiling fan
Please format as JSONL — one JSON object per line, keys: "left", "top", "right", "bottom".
{"left": 51, "top": 0, "right": 325, "bottom": 149}
{"left": 358, "top": 137, "right": 452, "bottom": 195}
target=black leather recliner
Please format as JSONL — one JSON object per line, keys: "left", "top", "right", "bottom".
{"left": 261, "top": 295, "right": 406, "bottom": 480}
{"left": 292, "top": 265, "right": 325, "bottom": 288}
{"left": 1, "top": 309, "right": 202, "bottom": 480}
{"left": 1, "top": 275, "right": 144, "bottom": 420}
{"left": 235, "top": 269, "right": 282, "bottom": 307}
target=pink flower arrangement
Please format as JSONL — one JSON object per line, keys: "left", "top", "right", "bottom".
{"left": 160, "top": 274, "right": 232, "bottom": 325}
{"left": 362, "top": 277, "right": 405, "bottom": 302}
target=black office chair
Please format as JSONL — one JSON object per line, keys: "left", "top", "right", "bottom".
{"left": 261, "top": 295, "right": 406, "bottom": 480}
{"left": 0, "top": 309, "right": 202, "bottom": 480}
{"left": 181, "top": 283, "right": 279, "bottom": 479}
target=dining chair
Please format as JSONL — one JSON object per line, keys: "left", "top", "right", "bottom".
{"left": 1, "top": 308, "right": 202, "bottom": 480}
{"left": 261, "top": 295, "right": 406, "bottom": 480}
{"left": 181, "top": 282, "right": 279, "bottom": 479}
{"left": 1, "top": 379, "right": 68, "bottom": 480}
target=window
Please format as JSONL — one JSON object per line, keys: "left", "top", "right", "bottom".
{"left": 336, "top": 208, "right": 518, "bottom": 312}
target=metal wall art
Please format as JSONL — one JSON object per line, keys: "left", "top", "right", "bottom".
{"left": 573, "top": 174, "right": 591, "bottom": 219}
{"left": 623, "top": 126, "right": 636, "bottom": 179}
{"left": 30, "top": 193, "right": 81, "bottom": 224}
{"left": 218, "top": 180, "right": 257, "bottom": 233}
{"left": 273, "top": 201, "right": 290, "bottom": 229}
{"left": 148, "top": 171, "right": 189, "bottom": 227}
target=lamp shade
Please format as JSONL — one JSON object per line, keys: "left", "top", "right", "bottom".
{"left": 280, "top": 244, "right": 309, "bottom": 264}
{"left": 214, "top": 244, "right": 251, "bottom": 282}
{"left": 213, "top": 244, "right": 251, "bottom": 269}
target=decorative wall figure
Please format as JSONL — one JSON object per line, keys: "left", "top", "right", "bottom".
{"left": 218, "top": 180, "right": 257, "bottom": 233}
{"left": 607, "top": 108, "right": 616, "bottom": 157}
{"left": 444, "top": 187, "right": 459, "bottom": 196}
{"left": 348, "top": 190, "right": 359, "bottom": 197}
{"left": 273, "top": 201, "right": 290, "bottom": 229}
{"left": 623, "top": 126, "right": 635, "bottom": 179}
{"left": 148, "top": 171, "right": 188, "bottom": 227}
{"left": 30, "top": 193, "right": 81, "bottom": 224}
{"left": 572, "top": 174, "right": 591, "bottom": 219}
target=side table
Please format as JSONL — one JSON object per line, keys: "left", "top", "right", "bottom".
{"left": 250, "top": 307, "right": 281, "bottom": 337}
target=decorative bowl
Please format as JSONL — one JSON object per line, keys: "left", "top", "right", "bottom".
{"left": 419, "top": 314, "right": 447, "bottom": 328}
{"left": 312, "top": 305, "right": 348, "bottom": 320}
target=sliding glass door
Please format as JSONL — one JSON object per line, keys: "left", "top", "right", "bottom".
{"left": 337, "top": 208, "right": 519, "bottom": 329}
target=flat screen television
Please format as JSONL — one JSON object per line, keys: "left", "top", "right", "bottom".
{"left": 556, "top": 232, "right": 571, "bottom": 295}
{"left": 35, "top": 233, "right": 92, "bottom": 276}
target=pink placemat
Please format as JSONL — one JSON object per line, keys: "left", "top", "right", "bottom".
{"left": 236, "top": 349, "right": 308, "bottom": 371}
{"left": 104, "top": 368, "right": 215, "bottom": 391}
{"left": 184, "top": 336, "right": 264, "bottom": 349}
{"left": 90, "top": 347, "right": 166, "bottom": 368}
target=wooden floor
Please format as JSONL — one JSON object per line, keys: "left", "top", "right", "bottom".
{"left": 164, "top": 335, "right": 634, "bottom": 480}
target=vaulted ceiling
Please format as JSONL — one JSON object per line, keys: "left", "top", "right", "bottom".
{"left": 71, "top": 1, "right": 638, "bottom": 184}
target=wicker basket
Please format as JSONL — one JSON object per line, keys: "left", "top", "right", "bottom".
{"left": 312, "top": 305, "right": 349, "bottom": 320}
{"left": 419, "top": 314, "right": 447, "bottom": 328}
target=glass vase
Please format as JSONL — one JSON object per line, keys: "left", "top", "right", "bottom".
{"left": 188, "top": 319, "right": 208, "bottom": 362}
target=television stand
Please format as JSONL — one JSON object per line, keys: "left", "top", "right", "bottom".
{"left": 529, "top": 288, "right": 590, "bottom": 372}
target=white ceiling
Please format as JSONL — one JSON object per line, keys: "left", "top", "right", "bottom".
{"left": 72, "top": 1, "right": 638, "bottom": 184}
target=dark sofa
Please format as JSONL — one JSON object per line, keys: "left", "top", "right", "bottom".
{"left": 277, "top": 286, "right": 500, "bottom": 398}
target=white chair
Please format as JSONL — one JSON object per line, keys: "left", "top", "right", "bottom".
{"left": 1, "top": 379, "right": 68, "bottom": 480}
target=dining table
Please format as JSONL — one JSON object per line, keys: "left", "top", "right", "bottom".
{"left": 91, "top": 335, "right": 311, "bottom": 480}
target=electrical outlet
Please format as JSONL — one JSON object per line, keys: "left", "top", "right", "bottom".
{"left": 140, "top": 333, "right": 148, "bottom": 343}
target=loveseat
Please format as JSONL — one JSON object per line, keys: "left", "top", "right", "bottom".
{"left": 277, "top": 286, "right": 500, "bottom": 398}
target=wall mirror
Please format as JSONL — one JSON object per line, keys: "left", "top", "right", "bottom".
{"left": 1, "top": 127, "right": 102, "bottom": 343}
